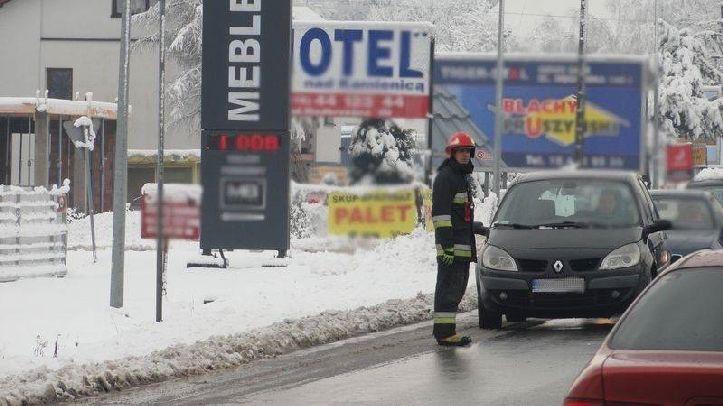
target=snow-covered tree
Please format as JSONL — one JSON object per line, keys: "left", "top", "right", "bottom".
{"left": 658, "top": 20, "right": 723, "bottom": 139}
{"left": 349, "top": 119, "right": 417, "bottom": 184}
{"left": 363, "top": 0, "right": 515, "bottom": 53}
{"left": 134, "top": 0, "right": 202, "bottom": 130}
{"left": 290, "top": 190, "right": 313, "bottom": 239}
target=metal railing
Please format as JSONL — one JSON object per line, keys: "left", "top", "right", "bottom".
{"left": 0, "top": 185, "right": 68, "bottom": 282}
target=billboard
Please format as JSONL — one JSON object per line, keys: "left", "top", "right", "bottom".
{"left": 202, "top": 0, "right": 292, "bottom": 131}
{"left": 200, "top": 1, "right": 292, "bottom": 252}
{"left": 200, "top": 131, "right": 290, "bottom": 250}
{"left": 666, "top": 143, "right": 693, "bottom": 183}
{"left": 433, "top": 55, "right": 648, "bottom": 171}
{"left": 292, "top": 21, "right": 433, "bottom": 119}
{"left": 328, "top": 188, "right": 419, "bottom": 238}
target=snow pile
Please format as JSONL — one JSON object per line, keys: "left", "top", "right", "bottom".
{"left": 49, "top": 179, "right": 71, "bottom": 196}
{"left": 694, "top": 166, "right": 723, "bottom": 181}
{"left": 0, "top": 230, "right": 448, "bottom": 374}
{"left": 0, "top": 289, "right": 477, "bottom": 405}
{"left": 127, "top": 149, "right": 201, "bottom": 159}
{"left": 66, "top": 211, "right": 150, "bottom": 250}
{"left": 140, "top": 183, "right": 202, "bottom": 204}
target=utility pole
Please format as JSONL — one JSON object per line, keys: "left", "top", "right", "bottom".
{"left": 573, "top": 0, "right": 588, "bottom": 167}
{"left": 155, "top": 0, "right": 167, "bottom": 323}
{"left": 111, "top": 0, "right": 132, "bottom": 308}
{"left": 718, "top": 2, "right": 723, "bottom": 165}
{"left": 493, "top": 0, "right": 505, "bottom": 195}
{"left": 652, "top": 0, "right": 662, "bottom": 187}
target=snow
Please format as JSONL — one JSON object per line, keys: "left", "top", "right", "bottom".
{"left": 73, "top": 116, "right": 96, "bottom": 151}
{"left": 140, "top": 183, "right": 202, "bottom": 204}
{"left": 0, "top": 187, "right": 496, "bottom": 403}
{"left": 67, "top": 211, "right": 148, "bottom": 251}
{"left": 694, "top": 166, "right": 723, "bottom": 181}
{"left": 0, "top": 97, "right": 118, "bottom": 119}
{"left": 127, "top": 149, "right": 201, "bottom": 159}
{"left": 293, "top": 6, "right": 323, "bottom": 21}
{"left": 0, "top": 227, "right": 481, "bottom": 403}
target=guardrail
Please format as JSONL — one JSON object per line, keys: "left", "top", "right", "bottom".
{"left": 0, "top": 184, "right": 69, "bottom": 282}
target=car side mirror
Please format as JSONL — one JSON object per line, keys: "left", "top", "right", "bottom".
{"left": 473, "top": 221, "right": 489, "bottom": 237}
{"left": 645, "top": 220, "right": 672, "bottom": 235}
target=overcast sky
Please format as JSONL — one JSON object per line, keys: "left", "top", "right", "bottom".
{"left": 505, "top": 0, "right": 614, "bottom": 36}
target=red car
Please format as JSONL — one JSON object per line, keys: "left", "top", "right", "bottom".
{"left": 566, "top": 250, "right": 723, "bottom": 406}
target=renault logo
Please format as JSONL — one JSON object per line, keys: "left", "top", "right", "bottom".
{"left": 553, "top": 260, "right": 564, "bottom": 273}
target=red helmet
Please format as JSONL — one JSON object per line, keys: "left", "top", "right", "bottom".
{"left": 445, "top": 132, "right": 476, "bottom": 154}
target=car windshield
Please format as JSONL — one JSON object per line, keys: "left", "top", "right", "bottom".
{"left": 494, "top": 179, "right": 640, "bottom": 229}
{"left": 652, "top": 197, "right": 715, "bottom": 230}
{"left": 689, "top": 185, "right": 723, "bottom": 205}
{"left": 609, "top": 268, "right": 723, "bottom": 351}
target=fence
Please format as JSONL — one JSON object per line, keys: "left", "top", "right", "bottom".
{"left": 0, "top": 183, "right": 68, "bottom": 282}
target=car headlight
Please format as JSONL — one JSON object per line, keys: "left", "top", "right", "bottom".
{"left": 482, "top": 244, "right": 518, "bottom": 271}
{"left": 600, "top": 243, "right": 640, "bottom": 270}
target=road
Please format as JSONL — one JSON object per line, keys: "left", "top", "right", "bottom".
{"left": 75, "top": 313, "right": 614, "bottom": 406}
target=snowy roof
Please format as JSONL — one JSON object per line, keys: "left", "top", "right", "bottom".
{"left": 0, "top": 97, "right": 119, "bottom": 120}
{"left": 694, "top": 166, "right": 723, "bottom": 182}
{"left": 127, "top": 149, "right": 201, "bottom": 165}
{"left": 293, "top": 6, "right": 323, "bottom": 21}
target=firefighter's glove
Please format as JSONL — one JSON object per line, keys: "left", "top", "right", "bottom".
{"left": 439, "top": 248, "right": 455, "bottom": 266}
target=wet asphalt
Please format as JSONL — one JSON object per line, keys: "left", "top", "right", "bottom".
{"left": 74, "top": 312, "right": 614, "bottom": 406}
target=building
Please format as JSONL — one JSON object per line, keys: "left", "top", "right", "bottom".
{"left": 0, "top": 0, "right": 194, "bottom": 206}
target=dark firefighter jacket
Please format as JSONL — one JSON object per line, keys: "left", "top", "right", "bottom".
{"left": 432, "top": 158, "right": 477, "bottom": 262}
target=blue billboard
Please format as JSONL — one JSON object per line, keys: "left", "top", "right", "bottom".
{"left": 433, "top": 55, "right": 648, "bottom": 171}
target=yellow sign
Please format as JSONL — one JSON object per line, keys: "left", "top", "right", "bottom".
{"left": 693, "top": 146, "right": 707, "bottom": 167}
{"left": 328, "top": 189, "right": 419, "bottom": 238}
{"left": 503, "top": 96, "right": 630, "bottom": 147}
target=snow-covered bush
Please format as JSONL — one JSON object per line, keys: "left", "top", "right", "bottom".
{"left": 348, "top": 120, "right": 417, "bottom": 185}
{"left": 290, "top": 191, "right": 313, "bottom": 239}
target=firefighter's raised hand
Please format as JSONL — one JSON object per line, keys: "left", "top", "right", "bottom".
{"left": 439, "top": 248, "right": 455, "bottom": 266}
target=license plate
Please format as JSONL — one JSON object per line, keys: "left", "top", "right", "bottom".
{"left": 532, "top": 278, "right": 585, "bottom": 294}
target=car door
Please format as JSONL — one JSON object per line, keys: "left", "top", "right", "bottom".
{"left": 637, "top": 179, "right": 666, "bottom": 271}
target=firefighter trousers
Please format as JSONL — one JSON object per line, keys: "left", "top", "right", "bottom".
{"left": 433, "top": 258, "right": 471, "bottom": 340}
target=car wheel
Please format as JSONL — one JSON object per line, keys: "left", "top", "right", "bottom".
{"left": 506, "top": 311, "right": 526, "bottom": 323}
{"left": 480, "top": 306, "right": 503, "bottom": 330}
{"left": 476, "top": 273, "right": 503, "bottom": 329}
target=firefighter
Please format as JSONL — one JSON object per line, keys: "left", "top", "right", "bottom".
{"left": 432, "top": 132, "right": 478, "bottom": 347}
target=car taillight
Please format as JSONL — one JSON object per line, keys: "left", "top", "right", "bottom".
{"left": 564, "top": 398, "right": 604, "bottom": 406}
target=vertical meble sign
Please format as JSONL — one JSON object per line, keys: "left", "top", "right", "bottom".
{"left": 201, "top": 0, "right": 292, "bottom": 251}
{"left": 202, "top": 0, "right": 291, "bottom": 131}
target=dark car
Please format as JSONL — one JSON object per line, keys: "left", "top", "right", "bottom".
{"left": 687, "top": 178, "right": 723, "bottom": 205}
{"left": 565, "top": 250, "right": 723, "bottom": 406}
{"left": 476, "top": 171, "right": 671, "bottom": 329}
{"left": 651, "top": 190, "right": 723, "bottom": 260}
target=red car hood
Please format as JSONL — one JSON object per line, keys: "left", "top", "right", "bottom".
{"left": 603, "top": 350, "right": 723, "bottom": 405}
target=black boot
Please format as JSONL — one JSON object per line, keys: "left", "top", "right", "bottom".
{"left": 437, "top": 334, "right": 472, "bottom": 347}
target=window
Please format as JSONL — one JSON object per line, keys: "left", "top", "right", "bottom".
{"left": 495, "top": 179, "right": 640, "bottom": 228}
{"left": 652, "top": 197, "right": 715, "bottom": 230}
{"left": 112, "top": 0, "right": 158, "bottom": 18}
{"left": 46, "top": 68, "right": 73, "bottom": 100}
{"left": 610, "top": 268, "right": 723, "bottom": 351}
